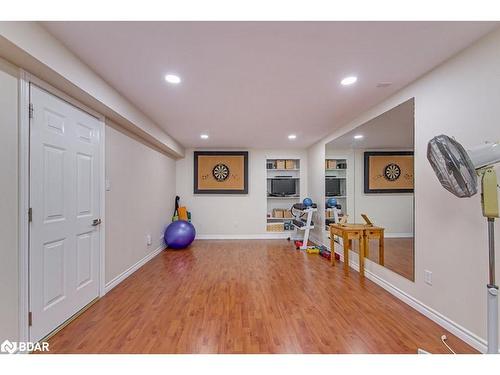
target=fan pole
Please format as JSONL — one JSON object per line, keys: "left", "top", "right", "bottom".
{"left": 481, "top": 167, "right": 499, "bottom": 354}
{"left": 487, "top": 218, "right": 498, "bottom": 354}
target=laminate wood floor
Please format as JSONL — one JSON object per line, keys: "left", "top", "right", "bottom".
{"left": 349, "top": 238, "right": 414, "bottom": 280}
{"left": 45, "top": 240, "right": 476, "bottom": 354}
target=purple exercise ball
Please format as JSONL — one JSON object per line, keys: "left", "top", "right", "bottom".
{"left": 164, "top": 220, "right": 196, "bottom": 249}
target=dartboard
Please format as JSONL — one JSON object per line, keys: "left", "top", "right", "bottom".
{"left": 384, "top": 163, "right": 401, "bottom": 181}
{"left": 212, "top": 163, "right": 230, "bottom": 181}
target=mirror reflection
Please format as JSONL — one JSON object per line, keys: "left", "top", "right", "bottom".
{"left": 324, "top": 98, "right": 415, "bottom": 281}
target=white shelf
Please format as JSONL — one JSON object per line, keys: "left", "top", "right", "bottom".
{"left": 267, "top": 159, "right": 301, "bottom": 230}
{"left": 325, "top": 158, "right": 349, "bottom": 231}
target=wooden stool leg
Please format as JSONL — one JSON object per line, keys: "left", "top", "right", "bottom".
{"left": 379, "top": 231, "right": 385, "bottom": 266}
{"left": 359, "top": 233, "right": 366, "bottom": 278}
{"left": 343, "top": 234, "right": 349, "bottom": 272}
{"left": 330, "top": 233, "right": 335, "bottom": 266}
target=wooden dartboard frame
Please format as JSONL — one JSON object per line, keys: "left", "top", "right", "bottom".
{"left": 194, "top": 151, "right": 249, "bottom": 194}
{"left": 364, "top": 151, "right": 414, "bottom": 193}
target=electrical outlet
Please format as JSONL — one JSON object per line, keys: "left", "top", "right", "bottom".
{"left": 146, "top": 234, "right": 152, "bottom": 246}
{"left": 424, "top": 270, "right": 433, "bottom": 285}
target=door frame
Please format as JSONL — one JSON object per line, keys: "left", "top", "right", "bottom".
{"left": 18, "top": 69, "right": 106, "bottom": 343}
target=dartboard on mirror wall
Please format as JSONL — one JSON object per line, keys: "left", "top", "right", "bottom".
{"left": 384, "top": 163, "right": 401, "bottom": 181}
{"left": 364, "top": 151, "right": 413, "bottom": 194}
{"left": 212, "top": 163, "right": 230, "bottom": 181}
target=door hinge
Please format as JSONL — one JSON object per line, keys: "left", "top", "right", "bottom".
{"left": 28, "top": 207, "right": 32, "bottom": 222}
{"left": 28, "top": 312, "right": 33, "bottom": 326}
{"left": 29, "top": 103, "right": 34, "bottom": 119}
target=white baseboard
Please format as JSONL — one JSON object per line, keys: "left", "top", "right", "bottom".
{"left": 104, "top": 244, "right": 165, "bottom": 294}
{"left": 196, "top": 233, "right": 291, "bottom": 240}
{"left": 333, "top": 249, "right": 491, "bottom": 353}
{"left": 385, "top": 232, "right": 414, "bottom": 238}
{"left": 362, "top": 264, "right": 491, "bottom": 353}
{"left": 310, "top": 232, "right": 324, "bottom": 246}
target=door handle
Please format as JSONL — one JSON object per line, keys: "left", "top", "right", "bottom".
{"left": 92, "top": 219, "right": 102, "bottom": 226}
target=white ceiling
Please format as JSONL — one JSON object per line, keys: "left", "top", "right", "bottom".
{"left": 41, "top": 21, "right": 498, "bottom": 149}
{"left": 326, "top": 98, "right": 414, "bottom": 150}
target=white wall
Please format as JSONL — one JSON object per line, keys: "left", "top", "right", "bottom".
{"left": 308, "top": 143, "right": 327, "bottom": 246}
{"left": 0, "top": 21, "right": 184, "bottom": 158}
{"left": 176, "top": 149, "right": 307, "bottom": 237}
{"left": 0, "top": 73, "right": 178, "bottom": 342}
{"left": 105, "top": 123, "right": 176, "bottom": 284}
{"left": 0, "top": 58, "right": 19, "bottom": 342}
{"left": 308, "top": 27, "right": 500, "bottom": 352}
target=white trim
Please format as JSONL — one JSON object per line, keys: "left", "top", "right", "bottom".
{"left": 310, "top": 232, "right": 324, "bottom": 246}
{"left": 196, "top": 233, "right": 292, "bottom": 240}
{"left": 362, "top": 266, "right": 493, "bottom": 354}
{"left": 18, "top": 69, "right": 106, "bottom": 341}
{"left": 26, "top": 74, "right": 104, "bottom": 120}
{"left": 385, "top": 232, "right": 414, "bottom": 238}
{"left": 18, "top": 70, "right": 30, "bottom": 344}
{"left": 104, "top": 244, "right": 165, "bottom": 294}
{"left": 332, "top": 250, "right": 493, "bottom": 353}
{"left": 320, "top": 233, "right": 493, "bottom": 353}
{"left": 98, "top": 117, "right": 106, "bottom": 297}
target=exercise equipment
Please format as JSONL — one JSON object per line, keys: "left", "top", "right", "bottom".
{"left": 166, "top": 196, "right": 195, "bottom": 249}
{"left": 427, "top": 134, "right": 500, "bottom": 354}
{"left": 303, "top": 197, "right": 313, "bottom": 207}
{"left": 288, "top": 202, "right": 317, "bottom": 250}
{"left": 319, "top": 246, "right": 332, "bottom": 261}
{"left": 178, "top": 206, "right": 188, "bottom": 221}
{"left": 164, "top": 220, "right": 196, "bottom": 249}
{"left": 326, "top": 197, "right": 337, "bottom": 208}
{"left": 326, "top": 197, "right": 342, "bottom": 224}
{"left": 172, "top": 195, "right": 191, "bottom": 222}
{"left": 306, "top": 248, "right": 320, "bottom": 254}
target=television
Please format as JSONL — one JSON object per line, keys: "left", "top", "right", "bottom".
{"left": 326, "top": 178, "right": 341, "bottom": 196}
{"left": 270, "top": 179, "right": 296, "bottom": 196}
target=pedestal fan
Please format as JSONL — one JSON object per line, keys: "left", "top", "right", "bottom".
{"left": 427, "top": 134, "right": 500, "bottom": 354}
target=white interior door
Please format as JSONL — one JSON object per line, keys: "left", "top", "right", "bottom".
{"left": 29, "top": 85, "right": 102, "bottom": 342}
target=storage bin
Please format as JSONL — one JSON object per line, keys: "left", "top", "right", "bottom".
{"left": 272, "top": 208, "right": 284, "bottom": 218}
{"left": 267, "top": 223, "right": 284, "bottom": 232}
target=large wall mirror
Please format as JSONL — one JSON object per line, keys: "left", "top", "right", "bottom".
{"left": 324, "top": 98, "right": 415, "bottom": 281}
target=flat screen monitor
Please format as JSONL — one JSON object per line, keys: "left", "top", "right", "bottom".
{"left": 326, "top": 178, "right": 341, "bottom": 196}
{"left": 271, "top": 179, "right": 296, "bottom": 196}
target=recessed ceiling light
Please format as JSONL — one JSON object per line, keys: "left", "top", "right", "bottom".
{"left": 288, "top": 134, "right": 297, "bottom": 140}
{"left": 200, "top": 134, "right": 209, "bottom": 139}
{"left": 165, "top": 74, "right": 181, "bottom": 84}
{"left": 341, "top": 76, "right": 358, "bottom": 86}
{"left": 354, "top": 134, "right": 363, "bottom": 139}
